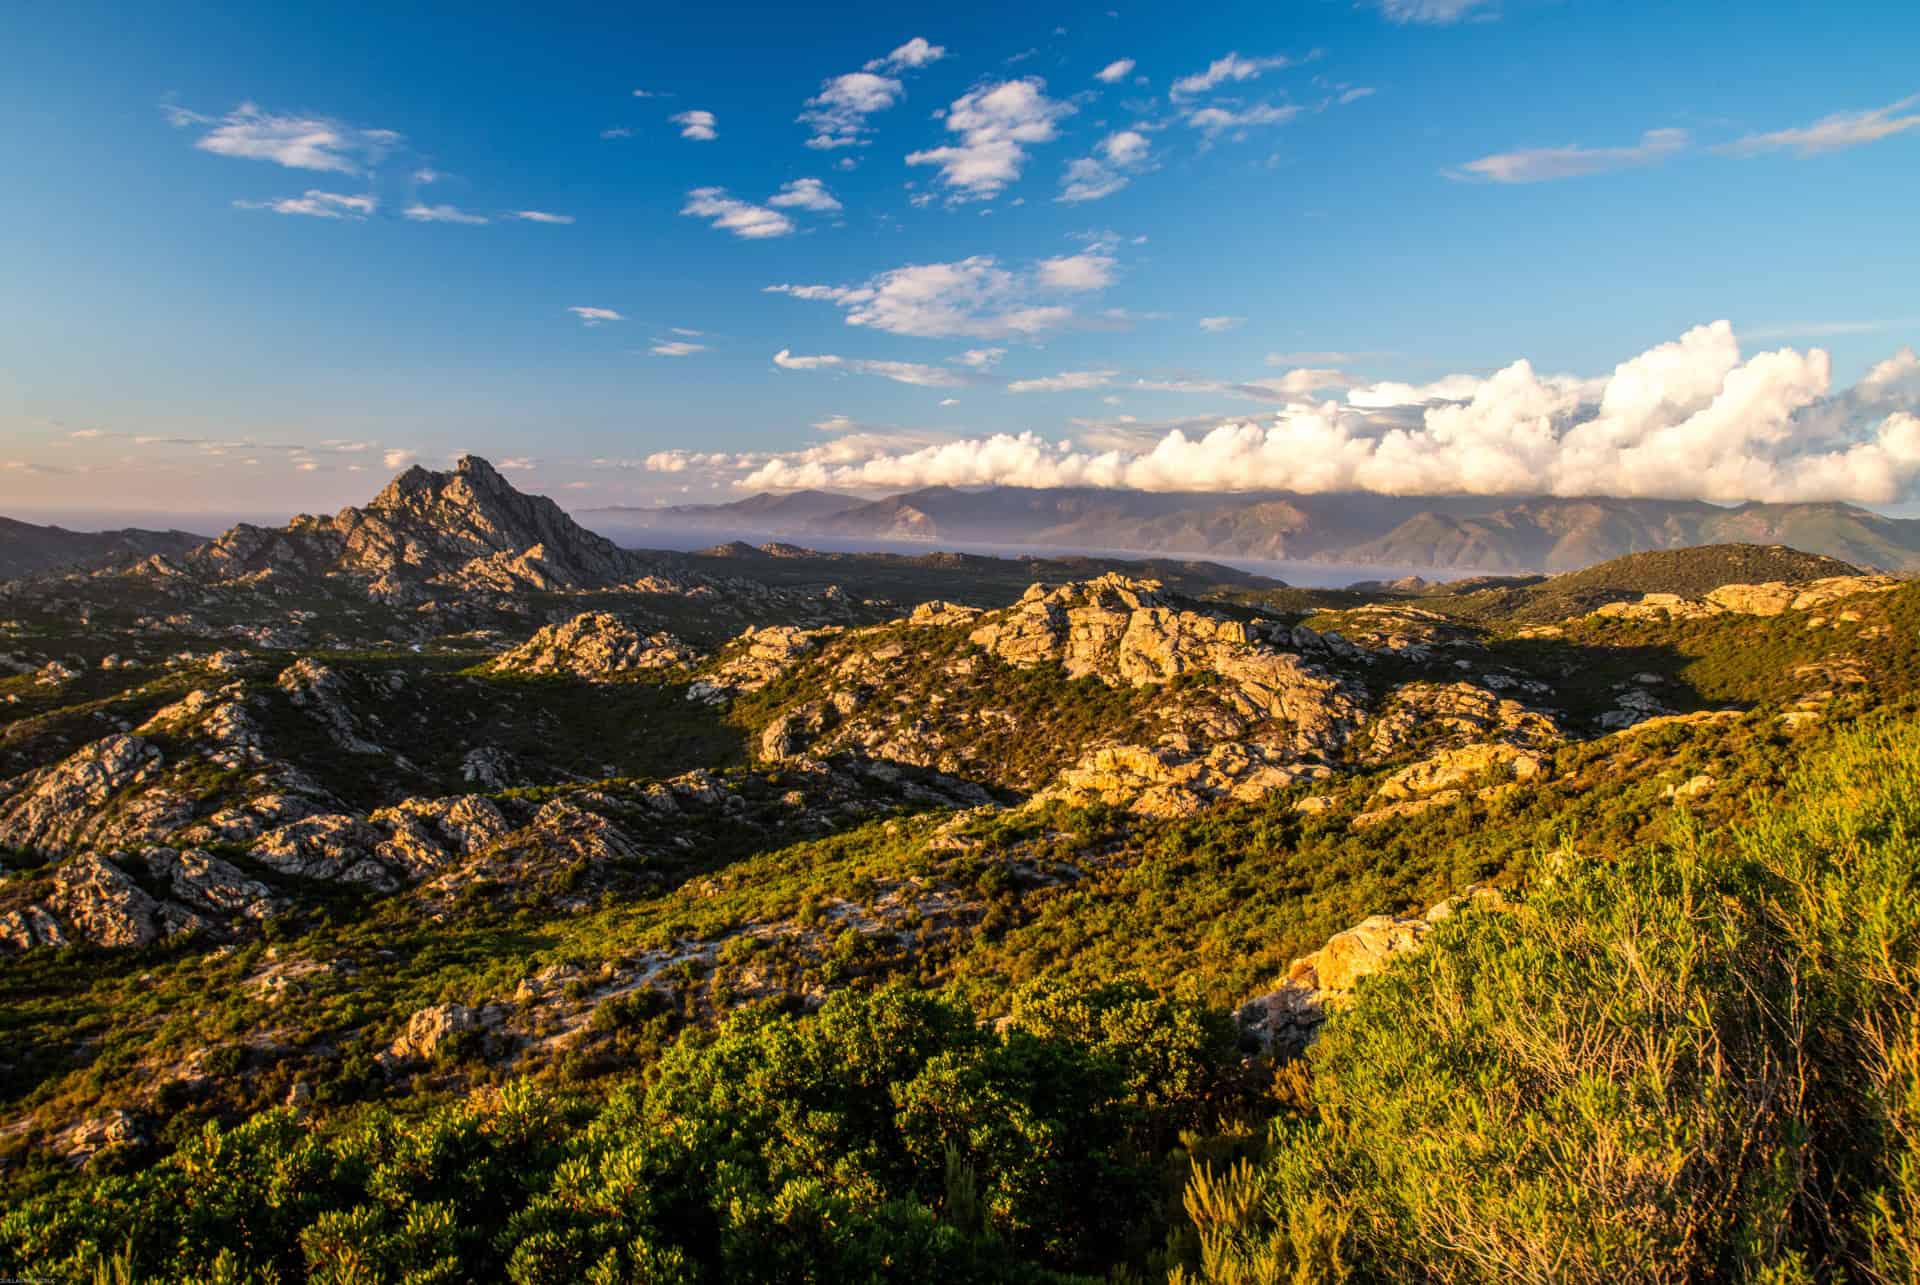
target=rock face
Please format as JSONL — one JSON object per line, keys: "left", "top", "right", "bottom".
{"left": 689, "top": 624, "right": 830, "bottom": 701}
{"left": 383, "top": 1002, "right": 506, "bottom": 1066}
{"left": 50, "top": 853, "right": 204, "bottom": 948}
{"left": 174, "top": 455, "right": 654, "bottom": 596}
{"left": 490, "top": 612, "right": 697, "bottom": 679}
{"left": 1236, "top": 887, "right": 1505, "bottom": 1057}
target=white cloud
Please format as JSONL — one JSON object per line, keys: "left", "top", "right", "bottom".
{"left": 671, "top": 326, "right": 705, "bottom": 337}
{"left": 1133, "top": 369, "right": 1356, "bottom": 400}
{"left": 767, "top": 177, "right": 843, "bottom": 211}
{"left": 403, "top": 203, "right": 489, "bottom": 224}
{"left": 765, "top": 252, "right": 1114, "bottom": 339}
{"left": 954, "top": 347, "right": 1007, "bottom": 369}
{"left": 1454, "top": 128, "right": 1688, "bottom": 182}
{"left": 1171, "top": 52, "right": 1302, "bottom": 99}
{"left": 170, "top": 102, "right": 401, "bottom": 174}
{"left": 1037, "top": 250, "right": 1116, "bottom": 290}
{"left": 681, "top": 187, "right": 794, "bottom": 239}
{"left": 906, "top": 78, "right": 1072, "bottom": 200}
{"left": 650, "top": 340, "right": 707, "bottom": 356}
{"left": 1059, "top": 129, "right": 1153, "bottom": 203}
{"left": 1198, "top": 315, "right": 1244, "bottom": 332}
{"left": 940, "top": 397, "right": 961, "bottom": 405}
{"left": 671, "top": 110, "right": 718, "bottom": 141}
{"left": 498, "top": 457, "right": 537, "bottom": 470}
{"left": 1094, "top": 59, "right": 1136, "bottom": 84}
{"left": 600, "top": 127, "right": 636, "bottom": 140}
{"left": 867, "top": 37, "right": 947, "bottom": 72}
{"left": 1723, "top": 95, "right": 1920, "bottom": 157}
{"left": 1008, "top": 370, "right": 1117, "bottom": 393}
{"left": 725, "top": 322, "right": 1920, "bottom": 504}
{"left": 633, "top": 89, "right": 668, "bottom": 99}
{"left": 1346, "top": 373, "right": 1485, "bottom": 408}
{"left": 383, "top": 449, "right": 417, "bottom": 470}
{"left": 1338, "top": 87, "right": 1378, "bottom": 105}
{"left": 510, "top": 210, "right": 575, "bottom": 224}
{"left": 1186, "top": 103, "right": 1302, "bottom": 137}
{"left": 773, "top": 348, "right": 967, "bottom": 387}
{"left": 233, "top": 190, "right": 376, "bottom": 219}
{"left": 412, "top": 168, "right": 445, "bottom": 183}
{"left": 568, "top": 306, "right": 625, "bottom": 325}
{"left": 1374, "top": 0, "right": 1499, "bottom": 22}
{"left": 801, "top": 72, "right": 902, "bottom": 148}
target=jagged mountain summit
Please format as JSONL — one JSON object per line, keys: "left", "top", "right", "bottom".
{"left": 163, "top": 455, "right": 654, "bottom": 599}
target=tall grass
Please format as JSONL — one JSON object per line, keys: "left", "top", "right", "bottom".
{"left": 1178, "top": 718, "right": 1920, "bottom": 1283}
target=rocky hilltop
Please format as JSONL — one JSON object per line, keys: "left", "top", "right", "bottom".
{"left": 0, "top": 516, "right": 204, "bottom": 580}
{"left": 167, "top": 455, "right": 654, "bottom": 600}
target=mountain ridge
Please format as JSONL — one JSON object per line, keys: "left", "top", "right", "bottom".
{"left": 597, "top": 485, "right": 1920, "bottom": 573}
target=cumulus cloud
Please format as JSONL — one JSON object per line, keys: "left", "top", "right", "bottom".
{"left": 233, "top": 190, "right": 375, "bottom": 219}
{"left": 906, "top": 78, "right": 1072, "bottom": 200}
{"left": 867, "top": 37, "right": 947, "bottom": 72}
{"left": 772, "top": 348, "right": 968, "bottom": 387}
{"left": 383, "top": 449, "right": 418, "bottom": 470}
{"left": 671, "top": 110, "right": 718, "bottom": 141}
{"left": 1171, "top": 52, "right": 1303, "bottom": 98}
{"left": 1198, "top": 316, "right": 1244, "bottom": 332}
{"left": 568, "top": 306, "right": 625, "bottom": 325}
{"left": 510, "top": 210, "right": 575, "bottom": 224}
{"left": 1454, "top": 128, "right": 1688, "bottom": 183}
{"left": 1059, "top": 129, "right": 1153, "bottom": 202}
{"left": 1723, "top": 94, "right": 1920, "bottom": 157}
{"left": 1374, "top": 0, "right": 1499, "bottom": 22}
{"left": 768, "top": 177, "right": 843, "bottom": 211}
{"left": 764, "top": 250, "right": 1118, "bottom": 339}
{"left": 1094, "top": 58, "right": 1136, "bottom": 84}
{"left": 801, "top": 73, "right": 902, "bottom": 149}
{"left": 168, "top": 102, "right": 401, "bottom": 173}
{"left": 954, "top": 347, "right": 1007, "bottom": 369}
{"left": 650, "top": 340, "right": 707, "bottom": 356}
{"left": 718, "top": 322, "right": 1920, "bottom": 504}
{"left": 681, "top": 187, "right": 794, "bottom": 239}
{"left": 403, "top": 203, "right": 488, "bottom": 224}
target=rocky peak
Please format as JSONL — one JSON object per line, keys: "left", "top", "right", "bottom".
{"left": 173, "top": 455, "right": 652, "bottom": 596}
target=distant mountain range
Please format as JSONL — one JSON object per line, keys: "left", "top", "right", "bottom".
{"left": 0, "top": 516, "right": 205, "bottom": 580}
{"left": 587, "top": 487, "right": 1920, "bottom": 573}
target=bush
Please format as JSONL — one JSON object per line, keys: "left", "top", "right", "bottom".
{"left": 1178, "top": 719, "right": 1920, "bottom": 1283}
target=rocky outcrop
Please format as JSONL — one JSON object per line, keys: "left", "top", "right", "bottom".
{"left": 276, "top": 659, "right": 386, "bottom": 755}
{"left": 689, "top": 624, "right": 831, "bottom": 702}
{"left": 1365, "top": 681, "right": 1562, "bottom": 757}
{"left": 1045, "top": 740, "right": 1335, "bottom": 817}
{"left": 0, "top": 735, "right": 170, "bottom": 857}
{"left": 1236, "top": 887, "right": 1505, "bottom": 1057}
{"left": 1593, "top": 575, "right": 1901, "bottom": 622}
{"left": 490, "top": 612, "right": 697, "bottom": 679}
{"left": 382, "top": 1001, "right": 507, "bottom": 1067}
{"left": 49, "top": 853, "right": 204, "bottom": 948}
{"left": 968, "top": 576, "right": 1366, "bottom": 754}
{"left": 249, "top": 795, "right": 509, "bottom": 890}
{"left": 0, "top": 903, "right": 67, "bottom": 950}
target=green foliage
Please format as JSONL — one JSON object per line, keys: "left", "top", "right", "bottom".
{"left": 1, "top": 981, "right": 1245, "bottom": 1282}
{"left": 1179, "top": 718, "right": 1920, "bottom": 1282}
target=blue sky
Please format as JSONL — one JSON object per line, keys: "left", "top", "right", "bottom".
{"left": 3, "top": 0, "right": 1918, "bottom": 517}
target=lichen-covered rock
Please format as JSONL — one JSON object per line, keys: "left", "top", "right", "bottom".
{"left": 907, "top": 600, "right": 983, "bottom": 627}
{"left": 691, "top": 624, "right": 831, "bottom": 701}
{"left": 490, "top": 612, "right": 697, "bottom": 679}
{"left": 1372, "top": 742, "right": 1546, "bottom": 802}
{"left": 250, "top": 813, "right": 391, "bottom": 886}
{"left": 382, "top": 1001, "right": 506, "bottom": 1065}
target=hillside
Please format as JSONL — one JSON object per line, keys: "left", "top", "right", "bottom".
{"left": 3, "top": 458, "right": 1919, "bottom": 1281}
{"left": 0, "top": 516, "right": 204, "bottom": 580}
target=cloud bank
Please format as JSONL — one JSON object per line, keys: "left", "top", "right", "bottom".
{"left": 719, "top": 323, "right": 1920, "bottom": 504}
